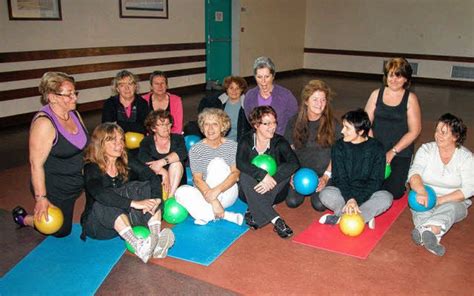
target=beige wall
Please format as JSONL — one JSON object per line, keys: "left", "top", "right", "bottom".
{"left": 239, "top": 0, "right": 306, "bottom": 77}
{"left": 0, "top": 0, "right": 205, "bottom": 118}
{"left": 304, "top": 0, "right": 474, "bottom": 81}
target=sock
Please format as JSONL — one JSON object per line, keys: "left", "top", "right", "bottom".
{"left": 119, "top": 226, "right": 139, "bottom": 249}
{"left": 223, "top": 211, "right": 244, "bottom": 225}
{"left": 148, "top": 219, "right": 162, "bottom": 236}
{"left": 271, "top": 216, "right": 280, "bottom": 224}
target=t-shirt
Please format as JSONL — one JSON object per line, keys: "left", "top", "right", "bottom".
{"left": 189, "top": 139, "right": 237, "bottom": 180}
{"left": 224, "top": 101, "right": 241, "bottom": 141}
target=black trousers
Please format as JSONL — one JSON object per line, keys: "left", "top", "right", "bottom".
{"left": 383, "top": 156, "right": 411, "bottom": 199}
{"left": 48, "top": 195, "right": 79, "bottom": 238}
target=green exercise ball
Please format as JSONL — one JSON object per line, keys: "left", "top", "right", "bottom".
{"left": 125, "top": 225, "right": 150, "bottom": 254}
{"left": 163, "top": 197, "right": 188, "bottom": 224}
{"left": 385, "top": 163, "right": 392, "bottom": 180}
{"left": 251, "top": 154, "right": 277, "bottom": 176}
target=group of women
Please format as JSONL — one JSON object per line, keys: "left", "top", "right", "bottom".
{"left": 12, "top": 56, "right": 473, "bottom": 257}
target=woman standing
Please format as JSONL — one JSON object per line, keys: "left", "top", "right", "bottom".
{"left": 12, "top": 72, "right": 88, "bottom": 237}
{"left": 142, "top": 71, "right": 183, "bottom": 134}
{"left": 365, "top": 57, "right": 422, "bottom": 199}
{"left": 285, "top": 80, "right": 342, "bottom": 211}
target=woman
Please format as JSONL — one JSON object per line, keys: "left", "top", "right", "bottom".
{"left": 138, "top": 110, "right": 187, "bottom": 197}
{"left": 244, "top": 56, "right": 298, "bottom": 136}
{"left": 319, "top": 109, "right": 393, "bottom": 229}
{"left": 408, "top": 113, "right": 473, "bottom": 256}
{"left": 284, "top": 80, "right": 342, "bottom": 211}
{"left": 12, "top": 72, "right": 88, "bottom": 237}
{"left": 142, "top": 71, "right": 183, "bottom": 134}
{"left": 81, "top": 123, "right": 174, "bottom": 263}
{"left": 218, "top": 76, "right": 251, "bottom": 142}
{"left": 174, "top": 108, "right": 243, "bottom": 226}
{"left": 365, "top": 57, "right": 422, "bottom": 199}
{"left": 237, "top": 106, "right": 300, "bottom": 239}
{"left": 102, "top": 70, "right": 150, "bottom": 135}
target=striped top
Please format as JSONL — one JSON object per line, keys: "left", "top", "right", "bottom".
{"left": 189, "top": 139, "right": 237, "bottom": 180}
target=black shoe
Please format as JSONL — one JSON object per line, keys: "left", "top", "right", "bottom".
{"left": 12, "top": 206, "right": 27, "bottom": 227}
{"left": 244, "top": 211, "right": 258, "bottom": 229}
{"left": 273, "top": 218, "right": 293, "bottom": 239}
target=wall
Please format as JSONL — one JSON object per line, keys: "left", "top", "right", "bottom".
{"left": 304, "top": 0, "right": 474, "bottom": 81}
{"left": 239, "top": 0, "right": 306, "bottom": 77}
{"left": 0, "top": 0, "right": 205, "bottom": 118}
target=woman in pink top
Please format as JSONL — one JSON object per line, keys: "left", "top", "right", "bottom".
{"left": 142, "top": 71, "right": 183, "bottom": 134}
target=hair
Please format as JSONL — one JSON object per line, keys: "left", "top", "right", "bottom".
{"left": 383, "top": 57, "right": 413, "bottom": 89}
{"left": 197, "top": 108, "right": 231, "bottom": 137}
{"left": 149, "top": 70, "right": 168, "bottom": 86}
{"left": 223, "top": 76, "right": 248, "bottom": 94}
{"left": 341, "top": 109, "right": 371, "bottom": 138}
{"left": 112, "top": 70, "right": 139, "bottom": 95}
{"left": 253, "top": 56, "right": 276, "bottom": 76}
{"left": 293, "top": 80, "right": 337, "bottom": 148}
{"left": 38, "top": 72, "right": 75, "bottom": 105}
{"left": 84, "top": 123, "right": 129, "bottom": 181}
{"left": 437, "top": 113, "right": 467, "bottom": 147}
{"left": 145, "top": 110, "right": 174, "bottom": 134}
{"left": 249, "top": 106, "right": 278, "bottom": 128}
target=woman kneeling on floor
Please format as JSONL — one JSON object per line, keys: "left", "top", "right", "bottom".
{"left": 319, "top": 109, "right": 393, "bottom": 229}
{"left": 81, "top": 123, "right": 174, "bottom": 263}
{"left": 174, "top": 108, "right": 243, "bottom": 226}
{"left": 408, "top": 113, "right": 473, "bottom": 256}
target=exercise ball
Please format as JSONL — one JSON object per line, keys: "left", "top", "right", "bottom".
{"left": 125, "top": 132, "right": 144, "bottom": 149}
{"left": 162, "top": 186, "right": 169, "bottom": 201}
{"left": 125, "top": 225, "right": 151, "bottom": 254}
{"left": 293, "top": 168, "right": 319, "bottom": 195}
{"left": 385, "top": 163, "right": 392, "bottom": 180}
{"left": 163, "top": 197, "right": 188, "bottom": 224}
{"left": 184, "top": 135, "right": 201, "bottom": 151}
{"left": 186, "top": 167, "right": 193, "bottom": 185}
{"left": 34, "top": 206, "right": 64, "bottom": 235}
{"left": 339, "top": 213, "right": 365, "bottom": 237}
{"left": 251, "top": 154, "right": 277, "bottom": 176}
{"left": 408, "top": 185, "right": 437, "bottom": 212}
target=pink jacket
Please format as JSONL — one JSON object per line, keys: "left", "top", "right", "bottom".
{"left": 142, "top": 92, "right": 183, "bottom": 134}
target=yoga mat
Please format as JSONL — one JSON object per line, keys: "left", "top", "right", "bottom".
{"left": 293, "top": 196, "right": 408, "bottom": 259}
{"left": 0, "top": 224, "right": 125, "bottom": 296}
{"left": 167, "top": 198, "right": 249, "bottom": 266}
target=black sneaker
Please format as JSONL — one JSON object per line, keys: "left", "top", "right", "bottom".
{"left": 244, "top": 211, "right": 258, "bottom": 229}
{"left": 12, "top": 206, "right": 27, "bottom": 227}
{"left": 273, "top": 218, "right": 293, "bottom": 239}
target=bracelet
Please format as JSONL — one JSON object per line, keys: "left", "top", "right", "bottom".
{"left": 34, "top": 194, "right": 47, "bottom": 200}
{"left": 164, "top": 157, "right": 170, "bottom": 165}
{"left": 392, "top": 147, "right": 398, "bottom": 155}
{"left": 323, "top": 171, "right": 332, "bottom": 178}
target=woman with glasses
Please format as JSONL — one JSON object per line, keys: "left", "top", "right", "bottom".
{"left": 12, "top": 72, "right": 88, "bottom": 237}
{"left": 138, "top": 110, "right": 187, "bottom": 198}
{"left": 237, "top": 106, "right": 300, "bottom": 239}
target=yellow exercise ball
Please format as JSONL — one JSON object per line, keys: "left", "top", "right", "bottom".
{"left": 339, "top": 213, "right": 365, "bottom": 237}
{"left": 34, "top": 206, "right": 64, "bottom": 235}
{"left": 162, "top": 186, "right": 169, "bottom": 201}
{"left": 125, "top": 132, "right": 144, "bottom": 149}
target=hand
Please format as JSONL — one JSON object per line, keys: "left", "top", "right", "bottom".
{"left": 131, "top": 199, "right": 160, "bottom": 215}
{"left": 316, "top": 175, "right": 329, "bottom": 192}
{"left": 385, "top": 151, "right": 395, "bottom": 164}
{"left": 342, "top": 198, "right": 361, "bottom": 215}
{"left": 204, "top": 187, "right": 220, "bottom": 203}
{"left": 254, "top": 174, "right": 277, "bottom": 194}
{"left": 289, "top": 175, "right": 295, "bottom": 189}
{"left": 416, "top": 191, "right": 429, "bottom": 207}
{"left": 147, "top": 159, "right": 165, "bottom": 175}
{"left": 34, "top": 197, "right": 50, "bottom": 222}
{"left": 210, "top": 199, "right": 224, "bottom": 218}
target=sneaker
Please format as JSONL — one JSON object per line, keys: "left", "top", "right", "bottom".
{"left": 411, "top": 228, "right": 423, "bottom": 245}
{"left": 12, "top": 206, "right": 27, "bottom": 227}
{"left": 134, "top": 236, "right": 153, "bottom": 263}
{"left": 153, "top": 228, "right": 175, "bottom": 259}
{"left": 244, "top": 211, "right": 258, "bottom": 229}
{"left": 368, "top": 218, "right": 376, "bottom": 230}
{"left": 318, "top": 213, "right": 340, "bottom": 225}
{"left": 273, "top": 218, "right": 293, "bottom": 239}
{"left": 421, "top": 230, "right": 446, "bottom": 256}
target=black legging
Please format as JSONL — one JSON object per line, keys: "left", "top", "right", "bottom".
{"left": 47, "top": 195, "right": 80, "bottom": 238}
{"left": 383, "top": 156, "right": 411, "bottom": 199}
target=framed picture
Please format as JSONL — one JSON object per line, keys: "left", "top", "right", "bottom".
{"left": 119, "top": 0, "right": 168, "bottom": 19}
{"left": 7, "top": 0, "right": 62, "bottom": 20}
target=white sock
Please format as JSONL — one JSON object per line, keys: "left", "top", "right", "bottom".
{"left": 148, "top": 219, "right": 162, "bottom": 236}
{"left": 223, "top": 211, "right": 244, "bottom": 225}
{"left": 271, "top": 216, "right": 280, "bottom": 224}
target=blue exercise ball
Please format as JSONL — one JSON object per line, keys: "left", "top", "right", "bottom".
{"left": 186, "top": 166, "right": 193, "bottom": 185}
{"left": 408, "top": 185, "right": 437, "bottom": 212}
{"left": 293, "top": 168, "right": 319, "bottom": 196}
{"left": 184, "top": 135, "right": 201, "bottom": 151}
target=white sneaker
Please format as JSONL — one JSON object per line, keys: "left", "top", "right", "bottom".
{"left": 368, "top": 218, "right": 376, "bottom": 230}
{"left": 153, "top": 228, "right": 175, "bottom": 259}
{"left": 134, "top": 236, "right": 153, "bottom": 263}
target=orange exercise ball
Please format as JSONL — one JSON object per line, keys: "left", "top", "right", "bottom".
{"left": 34, "top": 206, "right": 64, "bottom": 235}
{"left": 125, "top": 132, "right": 144, "bottom": 149}
{"left": 339, "top": 213, "right": 365, "bottom": 237}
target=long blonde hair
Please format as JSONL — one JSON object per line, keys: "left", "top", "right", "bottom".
{"left": 84, "top": 123, "right": 129, "bottom": 181}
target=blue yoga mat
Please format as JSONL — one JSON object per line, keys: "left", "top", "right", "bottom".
{"left": 0, "top": 224, "right": 125, "bottom": 296}
{"left": 168, "top": 198, "right": 249, "bottom": 266}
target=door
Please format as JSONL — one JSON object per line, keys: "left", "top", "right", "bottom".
{"left": 205, "top": 0, "right": 232, "bottom": 86}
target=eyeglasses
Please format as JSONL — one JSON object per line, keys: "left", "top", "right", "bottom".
{"left": 55, "top": 91, "right": 79, "bottom": 99}
{"left": 259, "top": 121, "right": 277, "bottom": 127}
{"left": 156, "top": 122, "right": 172, "bottom": 128}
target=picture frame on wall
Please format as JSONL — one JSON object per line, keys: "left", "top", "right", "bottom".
{"left": 7, "top": 0, "right": 62, "bottom": 20}
{"left": 119, "top": 0, "right": 168, "bottom": 19}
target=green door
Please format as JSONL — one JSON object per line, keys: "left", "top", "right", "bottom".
{"left": 205, "top": 0, "right": 232, "bottom": 87}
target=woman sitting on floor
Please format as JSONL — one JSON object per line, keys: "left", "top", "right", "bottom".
{"left": 408, "top": 113, "right": 473, "bottom": 256}
{"left": 81, "top": 123, "right": 174, "bottom": 263}
{"left": 319, "top": 109, "right": 393, "bottom": 229}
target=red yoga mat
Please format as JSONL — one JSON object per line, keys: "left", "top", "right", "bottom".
{"left": 293, "top": 195, "right": 408, "bottom": 259}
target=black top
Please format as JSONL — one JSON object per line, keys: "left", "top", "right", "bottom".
{"left": 331, "top": 138, "right": 385, "bottom": 205}
{"left": 372, "top": 87, "right": 413, "bottom": 158}
{"left": 102, "top": 94, "right": 150, "bottom": 134}
{"left": 237, "top": 132, "right": 300, "bottom": 183}
{"left": 137, "top": 134, "right": 188, "bottom": 166}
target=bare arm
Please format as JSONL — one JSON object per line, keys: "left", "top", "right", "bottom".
{"left": 392, "top": 93, "right": 422, "bottom": 155}
{"left": 364, "top": 89, "right": 379, "bottom": 137}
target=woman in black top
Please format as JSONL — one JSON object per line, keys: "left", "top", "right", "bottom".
{"left": 365, "top": 58, "right": 422, "bottom": 199}
{"left": 237, "top": 106, "right": 299, "bottom": 239}
{"left": 138, "top": 110, "right": 187, "bottom": 197}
